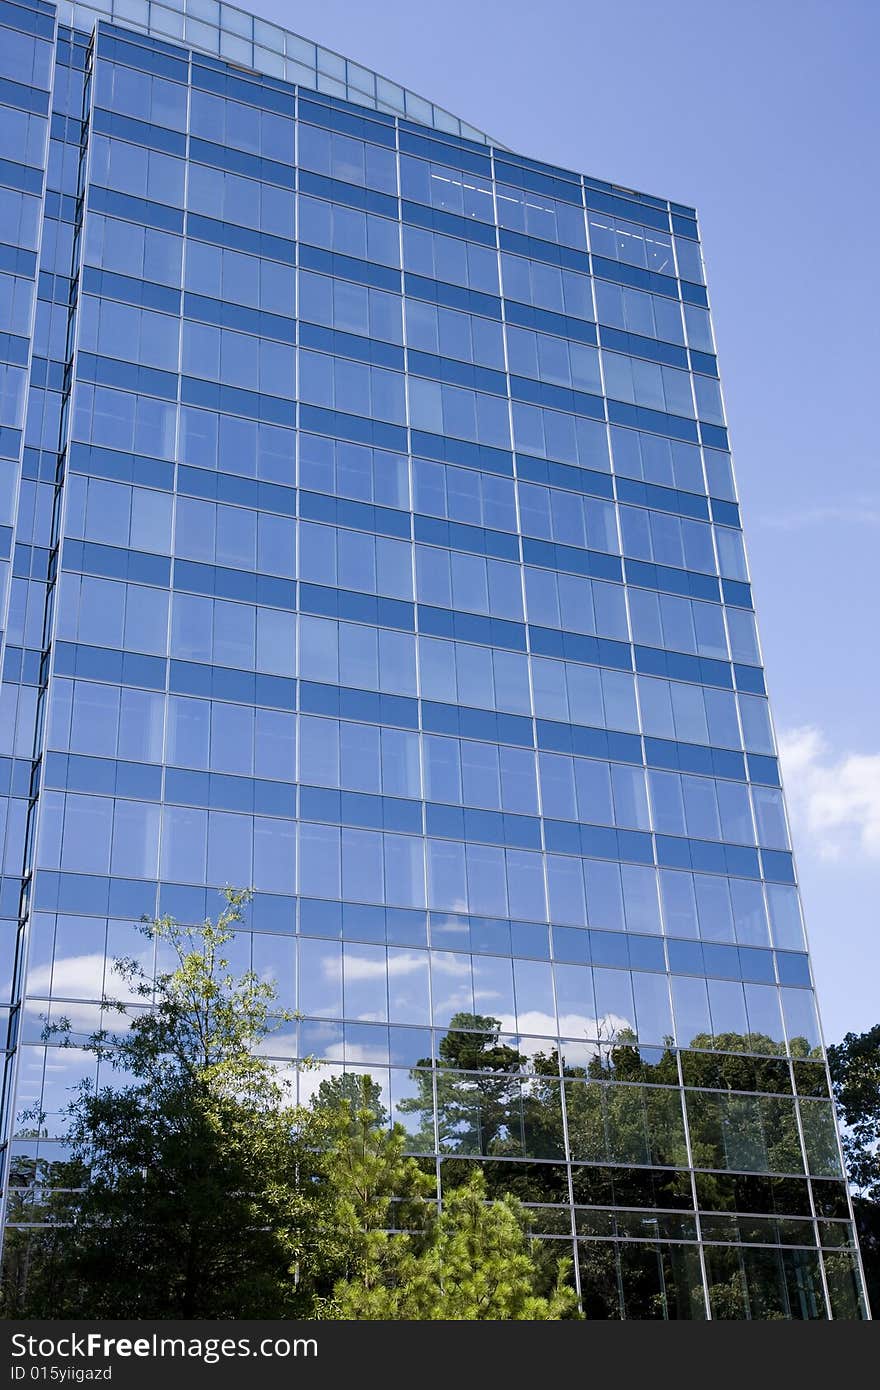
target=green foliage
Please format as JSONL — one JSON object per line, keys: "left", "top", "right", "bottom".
{"left": 310, "top": 1071, "right": 577, "bottom": 1319}
{"left": 848, "top": 1198, "right": 880, "bottom": 1318}
{"left": 398, "top": 1012, "right": 528, "bottom": 1157}
{"left": 1, "top": 899, "right": 575, "bottom": 1321}
{"left": 310, "top": 1073, "right": 435, "bottom": 1310}
{"left": 327, "top": 1167, "right": 578, "bottom": 1320}
{"left": 11, "top": 890, "right": 849, "bottom": 1322}
{"left": 1, "top": 890, "right": 328, "bottom": 1318}
{"left": 828, "top": 1024, "right": 880, "bottom": 1313}
{"left": 828, "top": 1025, "right": 880, "bottom": 1201}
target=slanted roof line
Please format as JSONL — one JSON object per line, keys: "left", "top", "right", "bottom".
{"left": 57, "top": 0, "right": 500, "bottom": 145}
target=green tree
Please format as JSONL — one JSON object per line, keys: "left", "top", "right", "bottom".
{"left": 828, "top": 1024, "right": 880, "bottom": 1313}
{"left": 310, "top": 1072, "right": 435, "bottom": 1310}
{"left": 328, "top": 1166, "right": 578, "bottom": 1320}
{"left": 0, "top": 933, "right": 579, "bottom": 1321}
{"left": 828, "top": 1025, "right": 880, "bottom": 1201}
{"left": 305, "top": 1066, "right": 576, "bottom": 1319}
{"left": 1, "top": 890, "right": 331, "bottom": 1318}
{"left": 398, "top": 1012, "right": 527, "bottom": 1157}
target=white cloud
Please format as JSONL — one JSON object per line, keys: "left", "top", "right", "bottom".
{"left": 27, "top": 951, "right": 106, "bottom": 998}
{"left": 779, "top": 726, "right": 880, "bottom": 859}
{"left": 338, "top": 950, "right": 429, "bottom": 982}
{"left": 758, "top": 501, "right": 880, "bottom": 531}
{"left": 497, "top": 1009, "right": 636, "bottom": 1053}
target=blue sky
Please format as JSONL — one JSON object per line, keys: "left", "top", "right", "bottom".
{"left": 253, "top": 0, "right": 879, "bottom": 1044}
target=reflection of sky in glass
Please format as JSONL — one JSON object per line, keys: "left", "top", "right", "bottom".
{"left": 0, "top": 0, "right": 865, "bottom": 1318}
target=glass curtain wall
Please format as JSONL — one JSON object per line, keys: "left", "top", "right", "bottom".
{"left": 0, "top": 0, "right": 868, "bottom": 1319}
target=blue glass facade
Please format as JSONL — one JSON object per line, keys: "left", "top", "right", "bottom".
{"left": 0, "top": 0, "right": 869, "bottom": 1318}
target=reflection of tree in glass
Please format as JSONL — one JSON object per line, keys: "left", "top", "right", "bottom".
{"left": 1, "top": 891, "right": 333, "bottom": 1319}
{"left": 313, "top": 1070, "right": 388, "bottom": 1129}
{"left": 399, "top": 1016, "right": 835, "bottom": 1183}
{"left": 398, "top": 1012, "right": 530, "bottom": 1157}
{"left": 6, "top": 908, "right": 859, "bottom": 1329}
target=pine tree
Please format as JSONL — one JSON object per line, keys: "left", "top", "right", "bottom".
{"left": 328, "top": 1166, "right": 578, "bottom": 1320}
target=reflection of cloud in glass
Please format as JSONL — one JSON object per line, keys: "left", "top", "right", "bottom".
{"left": 496, "top": 1009, "right": 636, "bottom": 1050}
{"left": 472, "top": 985, "right": 505, "bottom": 1006}
{"left": 13, "top": 1051, "right": 45, "bottom": 1109}
{"left": 29, "top": 948, "right": 152, "bottom": 1007}
{"left": 38, "top": 1049, "right": 95, "bottom": 1123}
{"left": 296, "top": 1065, "right": 335, "bottom": 1105}
{"left": 338, "top": 951, "right": 428, "bottom": 982}
{"left": 550, "top": 1038, "right": 599, "bottom": 1069}
{"left": 253, "top": 1025, "right": 297, "bottom": 1059}
{"left": 338, "top": 1041, "right": 390, "bottom": 1065}
{"left": 498, "top": 1009, "right": 554, "bottom": 1039}
{"left": 106, "top": 951, "right": 153, "bottom": 996}
{"left": 431, "top": 987, "right": 473, "bottom": 1019}
{"left": 570, "top": 1010, "right": 634, "bottom": 1041}
{"left": 427, "top": 955, "right": 471, "bottom": 978}
{"left": 433, "top": 898, "right": 469, "bottom": 918}
{"left": 25, "top": 1001, "right": 103, "bottom": 1036}
{"left": 28, "top": 952, "right": 106, "bottom": 999}
{"left": 15, "top": 1045, "right": 95, "bottom": 1131}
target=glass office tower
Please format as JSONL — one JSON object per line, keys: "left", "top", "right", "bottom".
{"left": 0, "top": 0, "right": 869, "bottom": 1319}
